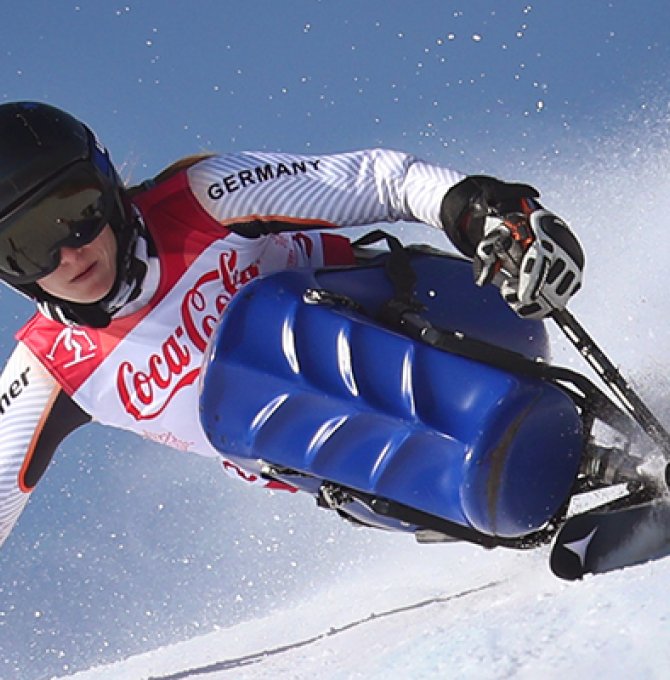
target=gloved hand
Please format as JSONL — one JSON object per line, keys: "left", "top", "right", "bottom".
{"left": 440, "top": 175, "right": 584, "bottom": 320}
{"left": 474, "top": 208, "right": 584, "bottom": 319}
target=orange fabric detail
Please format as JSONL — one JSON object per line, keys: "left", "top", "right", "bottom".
{"left": 18, "top": 385, "right": 61, "bottom": 492}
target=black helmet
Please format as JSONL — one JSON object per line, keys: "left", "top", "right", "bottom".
{"left": 0, "top": 102, "right": 90, "bottom": 214}
{"left": 0, "top": 102, "right": 137, "bottom": 326}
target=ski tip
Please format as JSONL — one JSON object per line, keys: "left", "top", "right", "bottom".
{"left": 550, "top": 516, "right": 602, "bottom": 580}
{"left": 549, "top": 542, "right": 587, "bottom": 581}
{"left": 549, "top": 498, "right": 670, "bottom": 580}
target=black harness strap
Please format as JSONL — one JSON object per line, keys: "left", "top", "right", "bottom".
{"left": 352, "top": 230, "right": 425, "bottom": 328}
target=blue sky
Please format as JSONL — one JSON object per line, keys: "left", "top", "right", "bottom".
{"left": 3, "top": 1, "right": 669, "bottom": 173}
{"left": 2, "top": 2, "right": 670, "bottom": 679}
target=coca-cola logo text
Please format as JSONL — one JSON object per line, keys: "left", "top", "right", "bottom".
{"left": 117, "top": 251, "right": 259, "bottom": 420}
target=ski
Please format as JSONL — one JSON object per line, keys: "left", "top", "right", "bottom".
{"left": 550, "top": 496, "right": 670, "bottom": 580}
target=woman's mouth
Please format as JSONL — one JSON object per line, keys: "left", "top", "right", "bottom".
{"left": 71, "top": 261, "right": 97, "bottom": 283}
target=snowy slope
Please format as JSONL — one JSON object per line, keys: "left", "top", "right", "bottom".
{"left": 65, "top": 538, "right": 670, "bottom": 680}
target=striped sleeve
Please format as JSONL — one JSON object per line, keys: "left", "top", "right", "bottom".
{"left": 0, "top": 343, "right": 64, "bottom": 548}
{"left": 187, "top": 149, "right": 466, "bottom": 231}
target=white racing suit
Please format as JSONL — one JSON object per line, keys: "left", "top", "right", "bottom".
{"left": 0, "top": 148, "right": 465, "bottom": 548}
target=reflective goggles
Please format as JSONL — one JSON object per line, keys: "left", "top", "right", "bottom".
{"left": 0, "top": 161, "right": 116, "bottom": 284}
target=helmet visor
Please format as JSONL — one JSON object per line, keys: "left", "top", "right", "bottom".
{"left": 0, "top": 162, "right": 115, "bottom": 284}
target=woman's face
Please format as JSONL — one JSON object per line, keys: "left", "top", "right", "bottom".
{"left": 36, "top": 225, "right": 118, "bottom": 304}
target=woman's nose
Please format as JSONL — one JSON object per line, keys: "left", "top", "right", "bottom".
{"left": 58, "top": 245, "right": 84, "bottom": 264}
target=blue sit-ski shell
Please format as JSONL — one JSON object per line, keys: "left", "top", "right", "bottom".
{"left": 200, "top": 252, "right": 583, "bottom": 538}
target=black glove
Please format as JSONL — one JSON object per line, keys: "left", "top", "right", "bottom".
{"left": 440, "top": 175, "right": 540, "bottom": 258}
{"left": 440, "top": 176, "right": 584, "bottom": 319}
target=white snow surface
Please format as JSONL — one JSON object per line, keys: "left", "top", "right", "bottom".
{"left": 65, "top": 539, "right": 670, "bottom": 680}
